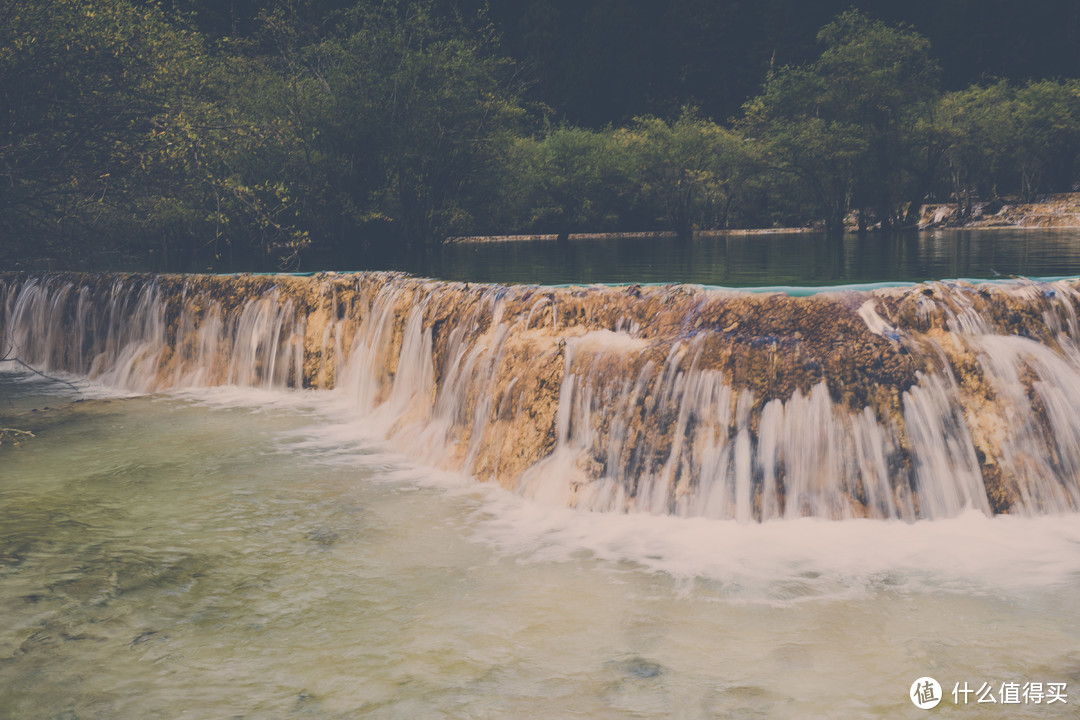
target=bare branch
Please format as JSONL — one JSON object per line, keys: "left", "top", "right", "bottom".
{"left": 0, "top": 426, "right": 34, "bottom": 447}
{"left": 1, "top": 344, "right": 85, "bottom": 396}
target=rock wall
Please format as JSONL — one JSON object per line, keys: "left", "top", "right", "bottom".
{"left": 918, "top": 193, "right": 1080, "bottom": 229}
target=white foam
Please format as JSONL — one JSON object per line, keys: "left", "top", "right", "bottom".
{"left": 857, "top": 299, "right": 895, "bottom": 335}
{"left": 567, "top": 329, "right": 649, "bottom": 353}
{"left": 464, "top": 493, "right": 1080, "bottom": 602}
{"left": 270, "top": 396, "right": 1080, "bottom": 604}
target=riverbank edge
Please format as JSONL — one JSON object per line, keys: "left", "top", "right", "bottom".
{"left": 445, "top": 227, "right": 817, "bottom": 244}
{"left": 447, "top": 193, "right": 1080, "bottom": 243}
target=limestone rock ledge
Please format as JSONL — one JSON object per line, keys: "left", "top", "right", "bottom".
{"left": 918, "top": 193, "right": 1080, "bottom": 229}
{"left": 4, "top": 272, "right": 1080, "bottom": 520}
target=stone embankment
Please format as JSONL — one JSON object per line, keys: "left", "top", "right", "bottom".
{"left": 446, "top": 228, "right": 814, "bottom": 243}
{"left": 450, "top": 194, "right": 1080, "bottom": 240}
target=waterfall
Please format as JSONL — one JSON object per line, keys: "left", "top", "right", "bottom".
{"left": 5, "top": 271, "right": 1080, "bottom": 521}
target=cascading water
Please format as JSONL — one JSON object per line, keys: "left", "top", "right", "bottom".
{"left": 4, "top": 271, "right": 1080, "bottom": 521}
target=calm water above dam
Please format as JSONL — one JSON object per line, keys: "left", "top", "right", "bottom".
{"left": 347, "top": 228, "right": 1080, "bottom": 287}
{"left": 85, "top": 227, "right": 1080, "bottom": 286}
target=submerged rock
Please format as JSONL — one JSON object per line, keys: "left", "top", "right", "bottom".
{"left": 303, "top": 528, "right": 340, "bottom": 547}
{"left": 607, "top": 656, "right": 665, "bottom": 679}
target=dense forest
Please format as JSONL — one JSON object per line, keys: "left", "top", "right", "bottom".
{"left": 3, "top": 0, "right": 1080, "bottom": 269}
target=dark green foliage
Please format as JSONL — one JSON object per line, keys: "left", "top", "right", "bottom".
{"left": 0, "top": 0, "right": 309, "bottom": 268}
{"left": 3, "top": 1, "right": 1080, "bottom": 269}
{"left": 505, "top": 126, "right": 633, "bottom": 238}
{"left": 740, "top": 11, "right": 941, "bottom": 231}
{"left": 623, "top": 112, "right": 760, "bottom": 236}
{"left": 0, "top": 0, "right": 193, "bottom": 263}
{"left": 937, "top": 79, "right": 1080, "bottom": 206}
{"left": 229, "top": 0, "right": 527, "bottom": 251}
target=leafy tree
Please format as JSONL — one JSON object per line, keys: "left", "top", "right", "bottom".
{"left": 0, "top": 0, "right": 184, "bottom": 262}
{"left": 937, "top": 79, "right": 1080, "bottom": 210}
{"left": 253, "top": 0, "right": 525, "bottom": 251}
{"left": 0, "top": 0, "right": 307, "bottom": 268}
{"left": 937, "top": 81, "right": 1016, "bottom": 217}
{"left": 509, "top": 126, "right": 632, "bottom": 239}
{"left": 815, "top": 10, "right": 940, "bottom": 227}
{"left": 1012, "top": 79, "right": 1080, "bottom": 200}
{"left": 624, "top": 112, "right": 758, "bottom": 236}
{"left": 740, "top": 10, "right": 940, "bottom": 231}
{"left": 742, "top": 67, "right": 868, "bottom": 233}
{"left": 370, "top": 6, "right": 524, "bottom": 248}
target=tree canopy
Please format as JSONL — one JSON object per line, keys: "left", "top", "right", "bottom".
{"left": 3, "top": 1, "right": 1080, "bottom": 269}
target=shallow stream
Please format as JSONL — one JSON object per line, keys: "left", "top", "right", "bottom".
{"left": 2, "top": 371, "right": 1078, "bottom": 718}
